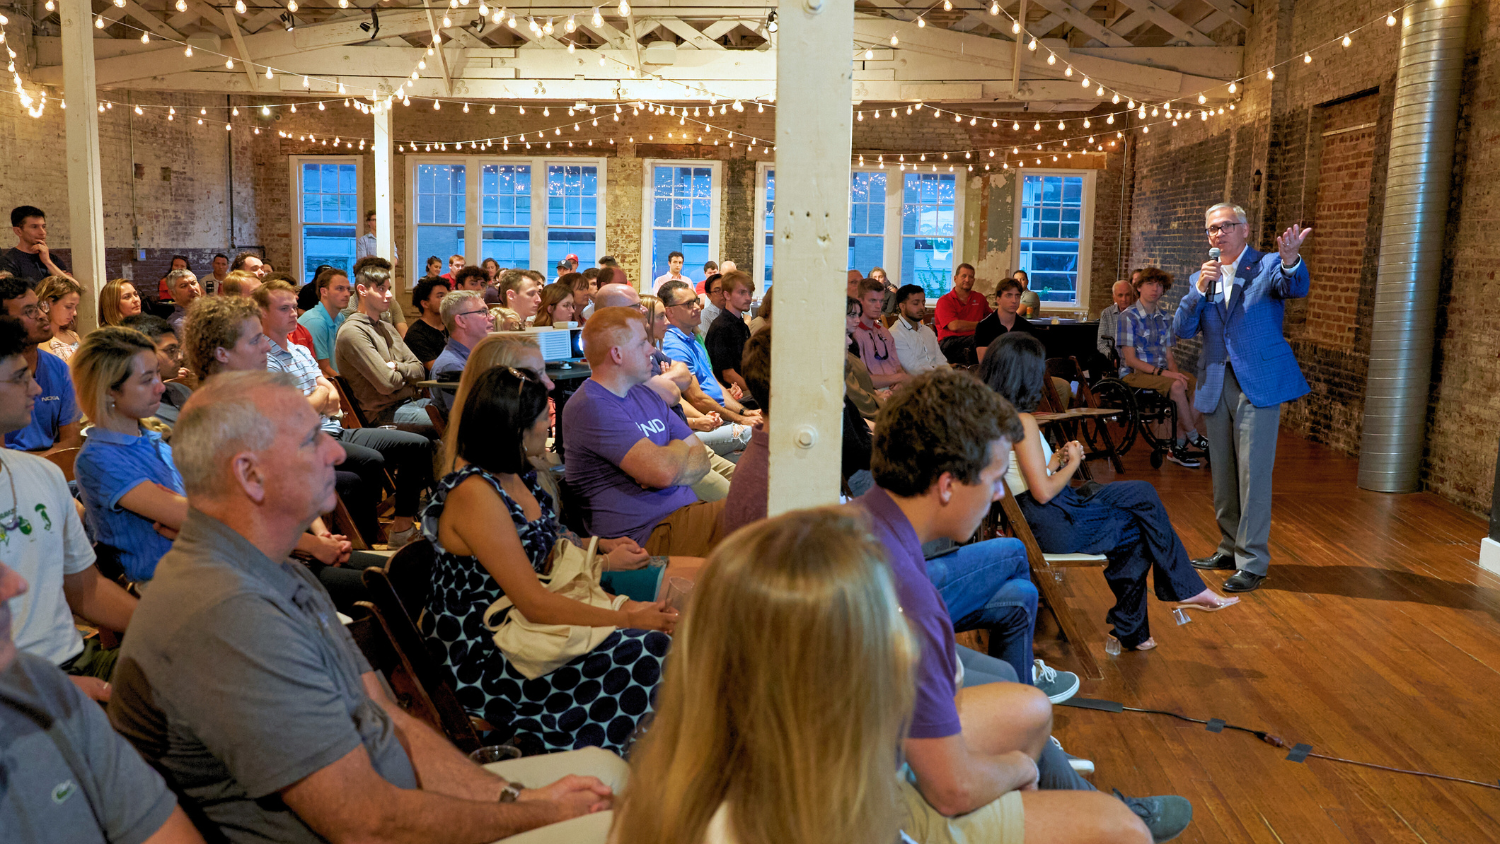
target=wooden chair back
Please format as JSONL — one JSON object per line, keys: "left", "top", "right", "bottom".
{"left": 330, "top": 375, "right": 369, "bottom": 429}
{"left": 1044, "top": 356, "right": 1124, "bottom": 474}
{"left": 45, "top": 447, "right": 81, "bottom": 482}
{"left": 383, "top": 538, "right": 438, "bottom": 624}
{"left": 326, "top": 492, "right": 369, "bottom": 550}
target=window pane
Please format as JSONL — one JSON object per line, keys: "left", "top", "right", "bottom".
{"left": 482, "top": 227, "right": 530, "bottom": 269}
{"left": 301, "top": 225, "right": 356, "bottom": 285}
{"left": 417, "top": 226, "right": 465, "bottom": 270}
{"left": 1017, "top": 174, "right": 1085, "bottom": 304}
{"left": 650, "top": 164, "right": 715, "bottom": 280}
{"left": 417, "top": 164, "right": 466, "bottom": 225}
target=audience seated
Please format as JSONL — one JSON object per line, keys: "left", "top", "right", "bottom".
{"left": 534, "top": 279, "right": 578, "bottom": 327}
{"left": 297, "top": 267, "right": 349, "bottom": 377}
{"left": 496, "top": 269, "right": 544, "bottom": 325}
{"left": 639, "top": 293, "right": 751, "bottom": 464}
{"left": 563, "top": 307, "right": 725, "bottom": 556}
{"left": 974, "top": 277, "right": 1034, "bottom": 362}
{"left": 432, "top": 289, "right": 494, "bottom": 411}
{"left": 1117, "top": 267, "right": 1206, "bottom": 464}
{"left": 342, "top": 257, "right": 408, "bottom": 336}
{"left": 259, "top": 278, "right": 432, "bottom": 550}
{"left": 1094, "top": 279, "right": 1137, "bottom": 376}
{"left": 423, "top": 254, "right": 443, "bottom": 279}
{"left": 933, "top": 263, "right": 991, "bottom": 365}
{"left": 748, "top": 285, "right": 770, "bottom": 335}
{"left": 481, "top": 259, "right": 503, "bottom": 304}
{"left": 334, "top": 257, "right": 432, "bottom": 431}
{"left": 658, "top": 281, "right": 757, "bottom": 422}
{"left": 697, "top": 272, "right": 724, "bottom": 332}
{"left": 206, "top": 252, "right": 230, "bottom": 294}
{"left": 651, "top": 249, "right": 691, "bottom": 294}
{"left": 845, "top": 296, "right": 889, "bottom": 422}
{"left": 119, "top": 314, "right": 193, "bottom": 426}
{"left": 218, "top": 270, "right": 262, "bottom": 298}
{"left": 183, "top": 295, "right": 271, "bottom": 383}
{"left": 703, "top": 270, "right": 755, "bottom": 398}
{"left": 615, "top": 508, "right": 917, "bottom": 844}
{"left": 98, "top": 278, "right": 143, "bottom": 328}
{"left": 1, "top": 277, "right": 82, "bottom": 453}
{"left": 164, "top": 269, "right": 203, "bottom": 337}
{"left": 0, "top": 317, "right": 136, "bottom": 704}
{"left": 0, "top": 204, "right": 70, "bottom": 282}
{"left": 108, "top": 371, "right": 623, "bottom": 843}
{"left": 721, "top": 329, "right": 773, "bottom": 536}
{"left": 982, "top": 333, "right": 1237, "bottom": 652}
{"left": 849, "top": 278, "right": 909, "bottom": 388}
{"left": 443, "top": 253, "right": 467, "bottom": 282}
{"left": 229, "top": 251, "right": 268, "bottom": 279}
{"left": 423, "top": 365, "right": 683, "bottom": 754}
{"left": 857, "top": 369, "right": 1185, "bottom": 844}
{"left": 404, "top": 275, "right": 452, "bottom": 369}
{"left": 0, "top": 558, "right": 205, "bottom": 844}
{"left": 890, "top": 283, "right": 949, "bottom": 375}
{"left": 70, "top": 327, "right": 186, "bottom": 584}
{"left": 572, "top": 270, "right": 598, "bottom": 320}
{"left": 871, "top": 266, "right": 899, "bottom": 314}
{"left": 35, "top": 274, "right": 82, "bottom": 362}
{"left": 1016, "top": 269, "right": 1042, "bottom": 319}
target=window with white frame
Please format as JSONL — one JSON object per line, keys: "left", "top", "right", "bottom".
{"left": 1016, "top": 172, "right": 1093, "bottom": 308}
{"left": 645, "top": 161, "right": 719, "bottom": 286}
{"left": 901, "top": 172, "right": 958, "bottom": 299}
{"left": 293, "top": 157, "right": 360, "bottom": 285}
{"left": 754, "top": 166, "right": 955, "bottom": 292}
{"left": 408, "top": 157, "right": 606, "bottom": 278}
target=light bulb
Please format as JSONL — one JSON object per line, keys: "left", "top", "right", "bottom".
{"left": 1097, "top": 86, "right": 1104, "bottom": 96}
{"left": 134, "top": 104, "right": 143, "bottom": 114}
{"left": 917, "top": 16, "right": 925, "bottom": 27}
{"left": 990, "top": 0, "right": 999, "bottom": 12}
{"left": 1027, "top": 38, "right": 1037, "bottom": 51}
{"left": 1387, "top": 12, "right": 1397, "bottom": 25}
{"left": 174, "top": 0, "right": 186, "bottom": 10}
{"left": 566, "top": 14, "right": 575, "bottom": 32}
{"left": 865, "top": 48, "right": 874, "bottom": 59}
{"left": 1305, "top": 52, "right": 1312, "bottom": 62}
{"left": 44, "top": 0, "right": 54, "bottom": 9}
{"left": 140, "top": 31, "right": 148, "bottom": 42}
{"left": 567, "top": 41, "right": 575, "bottom": 53}
{"left": 618, "top": 0, "right": 629, "bottom": 15}
{"left": 434, "top": 100, "right": 440, "bottom": 109}
{"left": 337, "top": 82, "right": 345, "bottom": 94}
{"left": 592, "top": 6, "right": 602, "bottom": 25}
{"left": 442, "top": 14, "right": 451, "bottom": 26}
{"left": 890, "top": 33, "right": 898, "bottom": 45}
{"left": 112, "top": 0, "right": 124, "bottom": 7}
{"left": 1198, "top": 93, "right": 1206, "bottom": 104}
{"left": 1227, "top": 82, "right": 1236, "bottom": 94}
{"left": 95, "top": 15, "right": 105, "bottom": 28}
{"left": 303, "top": 75, "right": 310, "bottom": 87}
{"left": 544, "top": 17, "right": 554, "bottom": 34}
{"left": 287, "top": 0, "right": 297, "bottom": 11}
{"left": 1057, "top": 120, "right": 1064, "bottom": 130}
{"left": 1011, "top": 20, "right": 1020, "bottom": 33}
{"left": 489, "top": 104, "right": 496, "bottom": 113}
{"left": 261, "top": 105, "right": 271, "bottom": 116}
{"left": 943, "top": 0, "right": 952, "bottom": 9}
{"left": 1342, "top": 34, "right": 1351, "bottom": 47}
{"left": 235, "top": 0, "right": 245, "bottom": 12}
{"left": 1065, "top": 65, "right": 1073, "bottom": 77}
{"left": 463, "top": 102, "right": 469, "bottom": 112}
{"left": 184, "top": 45, "right": 193, "bottom": 56}
{"left": 1047, "top": 53, "right": 1056, "bottom": 65}
{"left": 599, "top": 53, "right": 606, "bottom": 65}
{"left": 1012, "top": 121, "right": 1019, "bottom": 130}
{"left": 225, "top": 57, "right": 234, "bottom": 68}
{"left": 266, "top": 66, "right": 274, "bottom": 79}
{"left": 1082, "top": 77, "right": 1090, "bottom": 88}
{"left": 1266, "top": 69, "right": 1275, "bottom": 80}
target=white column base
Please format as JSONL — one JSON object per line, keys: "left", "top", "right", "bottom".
{"left": 1479, "top": 536, "right": 1500, "bottom": 576}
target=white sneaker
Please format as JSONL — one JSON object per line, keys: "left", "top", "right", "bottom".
{"left": 384, "top": 524, "right": 420, "bottom": 549}
{"left": 1050, "top": 736, "right": 1096, "bottom": 775}
{"left": 1033, "top": 658, "right": 1081, "bottom": 703}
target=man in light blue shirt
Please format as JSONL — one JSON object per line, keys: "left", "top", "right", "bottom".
{"left": 658, "top": 280, "right": 755, "bottom": 422}
{"left": 296, "top": 268, "right": 350, "bottom": 377}
{"left": 354, "top": 209, "right": 398, "bottom": 264}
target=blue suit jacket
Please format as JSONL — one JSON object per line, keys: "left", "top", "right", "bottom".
{"left": 1173, "top": 247, "right": 1310, "bottom": 411}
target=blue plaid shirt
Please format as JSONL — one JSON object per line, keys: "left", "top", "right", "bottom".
{"left": 1117, "top": 303, "right": 1174, "bottom": 377}
{"left": 268, "top": 341, "right": 341, "bottom": 434}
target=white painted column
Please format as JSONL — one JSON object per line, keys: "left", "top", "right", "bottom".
{"left": 373, "top": 102, "right": 395, "bottom": 282}
{"left": 61, "top": 0, "right": 107, "bottom": 331}
{"left": 767, "top": 0, "right": 854, "bottom": 516}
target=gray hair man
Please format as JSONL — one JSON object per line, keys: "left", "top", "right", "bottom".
{"left": 431, "top": 290, "right": 492, "bottom": 410}
{"left": 108, "top": 371, "right": 625, "bottom": 844}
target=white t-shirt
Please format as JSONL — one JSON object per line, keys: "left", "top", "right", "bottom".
{"left": 1006, "top": 430, "right": 1054, "bottom": 497}
{"left": 3, "top": 450, "right": 96, "bottom": 665}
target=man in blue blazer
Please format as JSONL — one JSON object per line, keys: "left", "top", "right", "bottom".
{"left": 1173, "top": 203, "right": 1313, "bottom": 592}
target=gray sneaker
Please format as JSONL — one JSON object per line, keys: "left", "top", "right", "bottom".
{"left": 1113, "top": 789, "right": 1193, "bottom": 843}
{"left": 1032, "top": 659, "right": 1080, "bottom": 703}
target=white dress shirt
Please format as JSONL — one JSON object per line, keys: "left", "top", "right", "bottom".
{"left": 891, "top": 315, "right": 949, "bottom": 375}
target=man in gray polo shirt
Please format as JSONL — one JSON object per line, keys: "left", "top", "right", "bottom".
{"left": 0, "top": 558, "right": 202, "bottom": 843}
{"left": 107, "top": 371, "right": 625, "bottom": 844}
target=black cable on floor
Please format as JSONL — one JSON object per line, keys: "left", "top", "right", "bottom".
{"left": 1059, "top": 699, "right": 1500, "bottom": 792}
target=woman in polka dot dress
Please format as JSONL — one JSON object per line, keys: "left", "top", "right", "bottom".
{"left": 420, "top": 366, "right": 678, "bottom": 755}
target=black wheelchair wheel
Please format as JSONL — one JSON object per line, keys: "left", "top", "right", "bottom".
{"left": 1089, "top": 378, "right": 1138, "bottom": 456}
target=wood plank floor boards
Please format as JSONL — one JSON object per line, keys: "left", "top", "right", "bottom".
{"left": 1030, "top": 430, "right": 1500, "bottom": 842}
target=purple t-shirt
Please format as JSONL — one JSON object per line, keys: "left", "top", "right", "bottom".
{"left": 562, "top": 379, "right": 699, "bottom": 543}
{"left": 853, "top": 487, "right": 963, "bottom": 740}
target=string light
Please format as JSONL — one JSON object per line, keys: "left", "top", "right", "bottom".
{"left": 234, "top": 0, "right": 246, "bottom": 12}
{"left": 1342, "top": 33, "right": 1352, "bottom": 47}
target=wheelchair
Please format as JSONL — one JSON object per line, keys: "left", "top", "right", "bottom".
{"left": 1089, "top": 372, "right": 1206, "bottom": 470}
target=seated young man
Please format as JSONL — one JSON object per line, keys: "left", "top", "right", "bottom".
{"left": 0, "top": 317, "right": 137, "bottom": 704}
{"left": 1117, "top": 267, "right": 1206, "bottom": 467}
{"left": 404, "top": 276, "right": 451, "bottom": 371}
{"left": 890, "top": 284, "right": 950, "bottom": 376}
{"left": 341, "top": 258, "right": 407, "bottom": 337}
{"left": 495, "top": 269, "right": 543, "bottom": 326}
{"left": 297, "top": 268, "right": 350, "bottom": 378}
{"left": 855, "top": 370, "right": 1191, "bottom": 844}
{"left": 974, "top": 278, "right": 1035, "bottom": 362}
{"left": 0, "top": 558, "right": 204, "bottom": 844}
{"left": 562, "top": 307, "right": 724, "bottom": 556}
{"left": 108, "top": 372, "right": 625, "bottom": 844}
{"left": 258, "top": 280, "right": 432, "bottom": 550}
{"left": 850, "top": 278, "right": 909, "bottom": 388}
{"left": 431, "top": 290, "right": 493, "bottom": 411}
{"left": 658, "top": 280, "right": 757, "bottom": 420}
{"left": 334, "top": 258, "right": 432, "bottom": 432}
{"left": 0, "top": 277, "right": 81, "bottom": 454}
{"left": 703, "top": 270, "right": 755, "bottom": 397}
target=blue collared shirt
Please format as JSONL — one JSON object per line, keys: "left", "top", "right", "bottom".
{"left": 661, "top": 325, "right": 724, "bottom": 403}
{"left": 430, "top": 339, "right": 472, "bottom": 411}
{"left": 297, "top": 304, "right": 345, "bottom": 372}
{"left": 74, "top": 426, "right": 185, "bottom": 582}
{"left": 1117, "top": 302, "right": 1174, "bottom": 376}
{"left": 4, "top": 349, "right": 79, "bottom": 452}
{"left": 268, "top": 341, "right": 340, "bottom": 434}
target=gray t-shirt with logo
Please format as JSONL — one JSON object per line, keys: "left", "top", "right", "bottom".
{"left": 1, "top": 652, "right": 177, "bottom": 844}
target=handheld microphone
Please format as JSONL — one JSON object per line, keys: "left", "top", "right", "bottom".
{"left": 1208, "top": 247, "right": 1221, "bottom": 297}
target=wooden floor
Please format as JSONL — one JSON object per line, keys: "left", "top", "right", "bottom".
{"left": 1030, "top": 431, "right": 1500, "bottom": 843}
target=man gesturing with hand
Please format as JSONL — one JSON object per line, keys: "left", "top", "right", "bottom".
{"left": 1174, "top": 203, "right": 1313, "bottom": 593}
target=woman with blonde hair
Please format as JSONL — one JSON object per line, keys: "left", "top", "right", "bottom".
{"left": 97, "top": 278, "right": 143, "bottom": 327}
{"left": 35, "top": 275, "right": 83, "bottom": 360}
{"left": 614, "top": 507, "right": 918, "bottom": 844}
{"left": 532, "top": 280, "right": 578, "bottom": 328}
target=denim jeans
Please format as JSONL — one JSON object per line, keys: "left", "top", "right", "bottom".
{"left": 925, "top": 537, "right": 1037, "bottom": 685}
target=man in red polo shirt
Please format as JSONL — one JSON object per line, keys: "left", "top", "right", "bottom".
{"left": 933, "top": 263, "right": 991, "bottom": 365}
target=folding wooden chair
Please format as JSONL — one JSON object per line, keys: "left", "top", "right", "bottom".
{"left": 1043, "top": 357, "right": 1125, "bottom": 475}
{"left": 988, "top": 478, "right": 1108, "bottom": 679}
{"left": 331, "top": 375, "right": 371, "bottom": 429}
{"left": 327, "top": 492, "right": 369, "bottom": 550}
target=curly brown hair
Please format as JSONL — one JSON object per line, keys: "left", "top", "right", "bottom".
{"left": 184, "top": 295, "right": 263, "bottom": 381}
{"left": 871, "top": 369, "right": 1024, "bottom": 497}
{"left": 1133, "top": 266, "right": 1173, "bottom": 292}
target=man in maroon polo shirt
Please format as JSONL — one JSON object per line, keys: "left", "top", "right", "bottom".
{"left": 933, "top": 263, "right": 991, "bottom": 365}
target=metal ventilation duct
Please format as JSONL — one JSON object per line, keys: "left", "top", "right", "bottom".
{"left": 1358, "top": 0, "right": 1471, "bottom": 492}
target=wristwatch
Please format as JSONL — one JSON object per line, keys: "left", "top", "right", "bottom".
{"left": 498, "top": 781, "right": 525, "bottom": 803}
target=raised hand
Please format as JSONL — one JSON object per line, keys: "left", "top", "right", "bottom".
{"left": 1277, "top": 223, "right": 1313, "bottom": 266}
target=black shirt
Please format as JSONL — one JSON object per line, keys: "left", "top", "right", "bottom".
{"left": 974, "top": 312, "right": 1033, "bottom": 355}
{"left": 403, "top": 319, "right": 448, "bottom": 367}
{"left": 0, "top": 247, "right": 66, "bottom": 285}
{"left": 704, "top": 309, "right": 751, "bottom": 385}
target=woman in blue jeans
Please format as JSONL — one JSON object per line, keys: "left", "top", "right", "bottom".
{"left": 980, "top": 333, "right": 1237, "bottom": 652}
